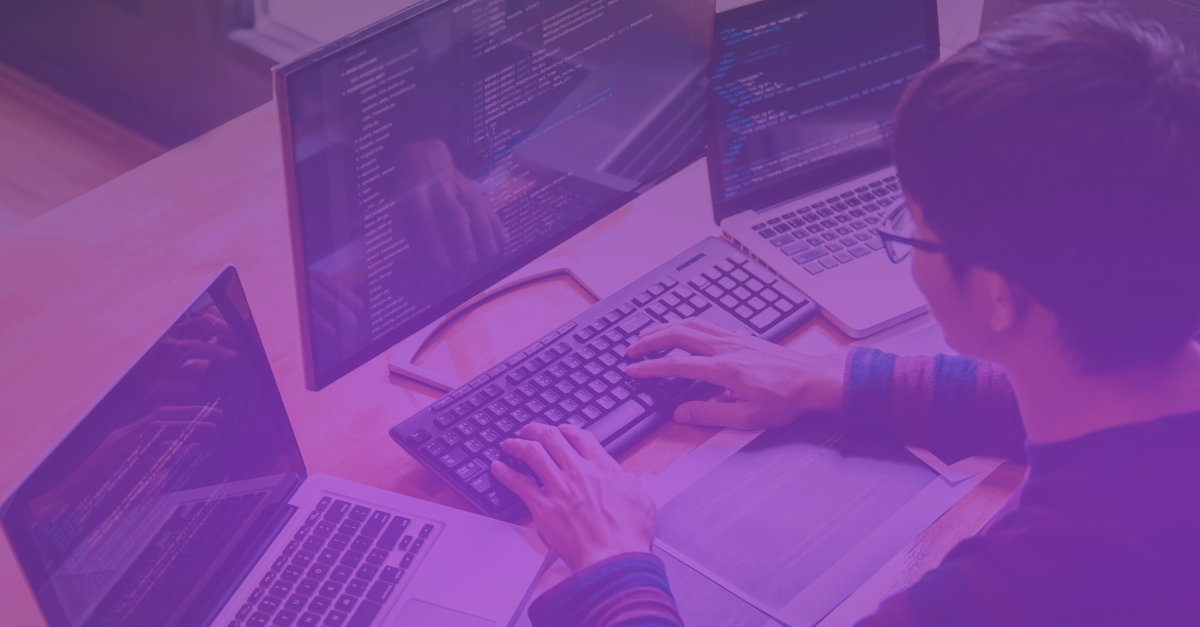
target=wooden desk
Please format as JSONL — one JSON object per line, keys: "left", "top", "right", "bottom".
{"left": 0, "top": 103, "right": 1023, "bottom": 627}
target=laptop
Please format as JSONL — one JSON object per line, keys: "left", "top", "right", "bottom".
{"left": 707, "top": 0, "right": 941, "bottom": 337}
{"left": 1, "top": 266, "right": 549, "bottom": 627}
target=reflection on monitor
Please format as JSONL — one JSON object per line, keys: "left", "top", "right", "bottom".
{"left": 1, "top": 267, "right": 305, "bottom": 627}
{"left": 277, "top": 0, "right": 716, "bottom": 390}
{"left": 707, "top": 0, "right": 938, "bottom": 222}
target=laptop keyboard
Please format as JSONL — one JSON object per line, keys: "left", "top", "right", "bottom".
{"left": 392, "top": 238, "right": 817, "bottom": 521}
{"left": 228, "top": 496, "right": 440, "bottom": 627}
{"left": 750, "top": 176, "right": 903, "bottom": 275}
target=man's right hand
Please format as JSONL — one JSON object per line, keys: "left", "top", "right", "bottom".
{"left": 625, "top": 318, "right": 848, "bottom": 430}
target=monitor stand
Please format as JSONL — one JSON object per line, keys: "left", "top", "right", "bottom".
{"left": 387, "top": 257, "right": 606, "bottom": 391}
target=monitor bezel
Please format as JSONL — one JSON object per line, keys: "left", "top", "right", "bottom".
{"left": 274, "top": 0, "right": 714, "bottom": 391}
{"left": 705, "top": 0, "right": 941, "bottom": 226}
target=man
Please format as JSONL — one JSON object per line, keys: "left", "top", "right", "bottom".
{"left": 489, "top": 4, "right": 1200, "bottom": 625}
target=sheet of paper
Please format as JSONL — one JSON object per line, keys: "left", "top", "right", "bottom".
{"left": 647, "top": 420, "right": 1001, "bottom": 626}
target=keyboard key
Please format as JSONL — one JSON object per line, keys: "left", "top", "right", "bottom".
{"left": 399, "top": 535, "right": 413, "bottom": 550}
{"left": 849, "top": 245, "right": 872, "bottom": 258}
{"left": 319, "top": 581, "right": 342, "bottom": 598}
{"left": 271, "top": 581, "right": 293, "bottom": 598}
{"left": 339, "top": 551, "right": 363, "bottom": 569}
{"left": 259, "top": 596, "right": 282, "bottom": 613}
{"left": 250, "top": 588, "right": 265, "bottom": 603}
{"left": 820, "top": 257, "right": 841, "bottom": 269}
{"left": 347, "top": 506, "right": 370, "bottom": 523}
{"left": 320, "top": 516, "right": 346, "bottom": 536}
{"left": 282, "top": 565, "right": 305, "bottom": 583}
{"left": 308, "top": 596, "right": 331, "bottom": 614}
{"left": 770, "top": 234, "right": 794, "bottom": 247}
{"left": 262, "top": 572, "right": 278, "bottom": 587}
{"left": 299, "top": 614, "right": 321, "bottom": 627}
{"left": 356, "top": 563, "right": 379, "bottom": 580}
{"left": 867, "top": 238, "right": 886, "bottom": 251}
{"left": 323, "top": 501, "right": 351, "bottom": 524}
{"left": 273, "top": 610, "right": 297, "bottom": 626}
{"left": 588, "top": 399, "right": 648, "bottom": 445}
{"left": 323, "top": 610, "right": 347, "bottom": 627}
{"left": 792, "top": 248, "right": 829, "bottom": 264}
{"left": 307, "top": 564, "right": 330, "bottom": 581}
{"left": 335, "top": 595, "right": 357, "bottom": 612}
{"left": 330, "top": 565, "right": 353, "bottom": 584}
{"left": 734, "top": 305, "right": 753, "bottom": 319}
{"left": 456, "top": 459, "right": 486, "bottom": 481}
{"left": 827, "top": 243, "right": 843, "bottom": 252}
{"left": 749, "top": 308, "right": 782, "bottom": 330}
{"left": 359, "top": 511, "right": 389, "bottom": 539}
{"left": 273, "top": 556, "right": 289, "bottom": 571}
{"left": 283, "top": 541, "right": 299, "bottom": 556}
{"left": 834, "top": 251, "right": 854, "bottom": 263}
{"left": 803, "top": 262, "right": 824, "bottom": 275}
{"left": 365, "top": 578, "right": 395, "bottom": 605}
{"left": 350, "top": 536, "right": 372, "bottom": 553}
{"left": 438, "top": 447, "right": 469, "bottom": 468}
{"left": 297, "top": 579, "right": 319, "bottom": 596}
{"left": 345, "top": 601, "right": 383, "bottom": 627}
{"left": 345, "top": 579, "right": 368, "bottom": 597}
{"left": 379, "top": 566, "right": 404, "bottom": 585}
{"left": 248, "top": 613, "right": 270, "bottom": 627}
{"left": 286, "top": 594, "right": 307, "bottom": 611}
{"left": 327, "top": 534, "right": 350, "bottom": 551}
{"left": 399, "top": 553, "right": 415, "bottom": 569}
{"left": 337, "top": 520, "right": 360, "bottom": 536}
{"left": 239, "top": 604, "right": 254, "bottom": 619}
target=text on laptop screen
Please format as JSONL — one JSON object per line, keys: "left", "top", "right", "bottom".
{"left": 281, "top": 0, "right": 715, "bottom": 389}
{"left": 3, "top": 269, "right": 306, "bottom": 627}
{"left": 709, "top": 0, "right": 933, "bottom": 205}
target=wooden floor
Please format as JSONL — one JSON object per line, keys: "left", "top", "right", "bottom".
{"left": 0, "top": 63, "right": 165, "bottom": 238}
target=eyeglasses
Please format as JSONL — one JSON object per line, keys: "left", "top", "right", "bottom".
{"left": 874, "top": 200, "right": 945, "bottom": 263}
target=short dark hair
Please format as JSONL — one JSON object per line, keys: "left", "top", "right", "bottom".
{"left": 894, "top": 2, "right": 1200, "bottom": 374}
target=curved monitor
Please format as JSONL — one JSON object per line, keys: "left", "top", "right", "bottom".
{"left": 276, "top": 0, "right": 716, "bottom": 390}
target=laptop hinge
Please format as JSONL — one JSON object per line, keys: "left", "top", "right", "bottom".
{"left": 194, "top": 480, "right": 303, "bottom": 627}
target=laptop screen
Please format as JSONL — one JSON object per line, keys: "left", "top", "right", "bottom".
{"left": 277, "top": 0, "right": 716, "bottom": 390}
{"left": 2, "top": 267, "right": 306, "bottom": 627}
{"left": 707, "top": 0, "right": 939, "bottom": 224}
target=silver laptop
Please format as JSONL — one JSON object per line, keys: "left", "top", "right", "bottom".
{"left": 1, "top": 266, "right": 548, "bottom": 627}
{"left": 707, "top": 0, "right": 941, "bottom": 337}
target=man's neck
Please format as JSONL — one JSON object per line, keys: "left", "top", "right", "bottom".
{"left": 1004, "top": 342, "right": 1200, "bottom": 446}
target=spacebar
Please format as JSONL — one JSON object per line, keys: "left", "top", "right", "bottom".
{"left": 588, "top": 400, "right": 648, "bottom": 445}
{"left": 346, "top": 600, "right": 382, "bottom": 627}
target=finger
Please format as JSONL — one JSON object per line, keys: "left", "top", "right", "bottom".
{"left": 500, "top": 437, "right": 567, "bottom": 494}
{"left": 557, "top": 424, "right": 614, "bottom": 465}
{"left": 674, "top": 399, "right": 758, "bottom": 428}
{"left": 517, "top": 422, "right": 583, "bottom": 475}
{"left": 627, "top": 326, "right": 725, "bottom": 359}
{"left": 457, "top": 180, "right": 500, "bottom": 257}
{"left": 408, "top": 190, "right": 451, "bottom": 268}
{"left": 490, "top": 460, "right": 546, "bottom": 508}
{"left": 433, "top": 184, "right": 477, "bottom": 266}
{"left": 625, "top": 354, "right": 735, "bottom": 388}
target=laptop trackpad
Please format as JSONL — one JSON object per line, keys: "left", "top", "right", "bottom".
{"left": 391, "top": 599, "right": 495, "bottom": 627}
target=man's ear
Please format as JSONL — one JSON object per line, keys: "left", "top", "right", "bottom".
{"left": 979, "top": 268, "right": 1024, "bottom": 333}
